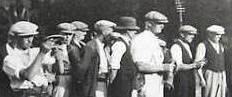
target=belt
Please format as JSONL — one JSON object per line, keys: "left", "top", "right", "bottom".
{"left": 57, "top": 70, "right": 71, "bottom": 75}
{"left": 14, "top": 87, "right": 48, "bottom": 97}
{"left": 97, "top": 78, "right": 107, "bottom": 82}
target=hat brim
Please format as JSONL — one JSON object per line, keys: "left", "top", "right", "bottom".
{"left": 115, "top": 26, "right": 140, "bottom": 30}
{"left": 76, "top": 28, "right": 89, "bottom": 32}
{"left": 45, "top": 35, "right": 65, "bottom": 40}
{"left": 155, "top": 20, "right": 169, "bottom": 24}
{"left": 211, "top": 31, "right": 225, "bottom": 35}
{"left": 146, "top": 19, "right": 169, "bottom": 24}
{"left": 74, "top": 31, "right": 87, "bottom": 36}
{"left": 16, "top": 31, "right": 39, "bottom": 36}
{"left": 182, "top": 31, "right": 198, "bottom": 35}
{"left": 60, "top": 30, "right": 76, "bottom": 34}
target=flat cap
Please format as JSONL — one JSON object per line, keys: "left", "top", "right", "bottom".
{"left": 71, "top": 21, "right": 89, "bottom": 31}
{"left": 179, "top": 25, "right": 197, "bottom": 34}
{"left": 206, "top": 25, "right": 225, "bottom": 35}
{"left": 94, "top": 20, "right": 116, "bottom": 29}
{"left": 57, "top": 23, "right": 77, "bottom": 34}
{"left": 45, "top": 34, "right": 65, "bottom": 40}
{"left": 9, "top": 21, "right": 39, "bottom": 36}
{"left": 145, "top": 11, "right": 168, "bottom": 23}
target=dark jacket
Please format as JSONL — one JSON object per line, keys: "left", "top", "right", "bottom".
{"left": 0, "top": 44, "right": 15, "bottom": 97}
{"left": 79, "top": 39, "right": 100, "bottom": 97}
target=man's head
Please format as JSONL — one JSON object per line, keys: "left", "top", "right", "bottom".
{"left": 206, "top": 25, "right": 225, "bottom": 43}
{"left": 71, "top": 21, "right": 89, "bottom": 41}
{"left": 144, "top": 11, "right": 168, "bottom": 34}
{"left": 115, "top": 16, "right": 140, "bottom": 39}
{"left": 179, "top": 25, "right": 197, "bottom": 43}
{"left": 57, "top": 23, "right": 76, "bottom": 45}
{"left": 9, "top": 21, "right": 39, "bottom": 50}
{"left": 94, "top": 20, "right": 116, "bottom": 36}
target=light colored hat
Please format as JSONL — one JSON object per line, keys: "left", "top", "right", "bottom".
{"left": 9, "top": 21, "right": 39, "bottom": 36}
{"left": 45, "top": 34, "right": 65, "bottom": 40}
{"left": 206, "top": 25, "right": 225, "bottom": 35}
{"left": 145, "top": 11, "right": 168, "bottom": 23}
{"left": 94, "top": 20, "right": 116, "bottom": 30}
{"left": 179, "top": 25, "right": 197, "bottom": 34}
{"left": 71, "top": 21, "right": 89, "bottom": 31}
{"left": 57, "top": 23, "right": 77, "bottom": 34}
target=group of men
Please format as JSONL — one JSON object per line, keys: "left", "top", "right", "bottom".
{"left": 0, "top": 10, "right": 229, "bottom": 97}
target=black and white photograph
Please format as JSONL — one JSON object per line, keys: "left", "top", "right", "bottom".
{"left": 0, "top": 0, "right": 231, "bottom": 97}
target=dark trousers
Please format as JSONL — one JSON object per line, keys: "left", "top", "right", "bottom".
{"left": 173, "top": 71, "right": 195, "bottom": 97}
{"left": 109, "top": 70, "right": 135, "bottom": 97}
{"left": 0, "top": 72, "right": 15, "bottom": 97}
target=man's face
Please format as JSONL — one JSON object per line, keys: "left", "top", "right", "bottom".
{"left": 208, "top": 32, "right": 222, "bottom": 43}
{"left": 18, "top": 35, "right": 34, "bottom": 50}
{"left": 182, "top": 33, "right": 196, "bottom": 43}
{"left": 150, "top": 22, "right": 165, "bottom": 34}
{"left": 100, "top": 26, "right": 113, "bottom": 36}
{"left": 61, "top": 33, "right": 74, "bottom": 45}
{"left": 73, "top": 31, "right": 87, "bottom": 41}
{"left": 126, "top": 30, "right": 138, "bottom": 39}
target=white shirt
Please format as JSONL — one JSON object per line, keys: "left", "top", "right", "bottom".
{"left": 130, "top": 30, "right": 164, "bottom": 97}
{"left": 96, "top": 38, "right": 108, "bottom": 74}
{"left": 170, "top": 39, "right": 192, "bottom": 65}
{"left": 3, "top": 48, "right": 55, "bottom": 90}
{"left": 109, "top": 41, "right": 126, "bottom": 69}
{"left": 6, "top": 43, "right": 14, "bottom": 55}
{"left": 195, "top": 39, "right": 224, "bottom": 62}
{"left": 131, "top": 30, "right": 164, "bottom": 65}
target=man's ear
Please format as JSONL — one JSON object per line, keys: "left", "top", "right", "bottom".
{"left": 180, "top": 32, "right": 185, "bottom": 38}
{"left": 145, "top": 21, "right": 152, "bottom": 29}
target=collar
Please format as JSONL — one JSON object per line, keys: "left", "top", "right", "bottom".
{"left": 13, "top": 48, "right": 30, "bottom": 55}
{"left": 120, "top": 35, "right": 131, "bottom": 45}
{"left": 6, "top": 43, "right": 14, "bottom": 54}
{"left": 143, "top": 30, "right": 159, "bottom": 39}
{"left": 208, "top": 39, "right": 219, "bottom": 45}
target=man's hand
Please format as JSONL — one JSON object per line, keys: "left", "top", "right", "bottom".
{"left": 200, "top": 79, "right": 206, "bottom": 87}
{"left": 40, "top": 39, "right": 55, "bottom": 54}
{"left": 163, "top": 61, "right": 176, "bottom": 72}
{"left": 109, "top": 70, "right": 118, "bottom": 83}
{"left": 194, "top": 59, "right": 207, "bottom": 69}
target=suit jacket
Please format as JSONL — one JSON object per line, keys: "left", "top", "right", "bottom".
{"left": 79, "top": 39, "right": 100, "bottom": 97}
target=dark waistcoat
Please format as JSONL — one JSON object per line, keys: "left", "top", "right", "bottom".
{"left": 203, "top": 40, "right": 225, "bottom": 72}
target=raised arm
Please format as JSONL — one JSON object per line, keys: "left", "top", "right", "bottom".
{"left": 20, "top": 40, "right": 52, "bottom": 80}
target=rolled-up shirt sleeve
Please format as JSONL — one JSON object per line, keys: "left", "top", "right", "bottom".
{"left": 194, "top": 42, "right": 206, "bottom": 62}
{"left": 109, "top": 41, "right": 126, "bottom": 70}
{"left": 170, "top": 44, "right": 183, "bottom": 65}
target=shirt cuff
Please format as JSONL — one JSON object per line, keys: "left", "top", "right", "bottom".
{"left": 15, "top": 68, "right": 22, "bottom": 79}
{"left": 30, "top": 75, "right": 48, "bottom": 87}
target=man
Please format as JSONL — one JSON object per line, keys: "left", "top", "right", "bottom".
{"left": 130, "top": 11, "right": 175, "bottom": 97}
{"left": 80, "top": 20, "right": 116, "bottom": 97}
{"left": 3, "top": 21, "right": 55, "bottom": 97}
{"left": 195, "top": 25, "right": 227, "bottom": 97}
{"left": 70, "top": 21, "right": 89, "bottom": 97}
{"left": 170, "top": 25, "right": 204, "bottom": 97}
{"left": 107, "top": 16, "right": 140, "bottom": 97}
{"left": 52, "top": 22, "right": 77, "bottom": 97}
